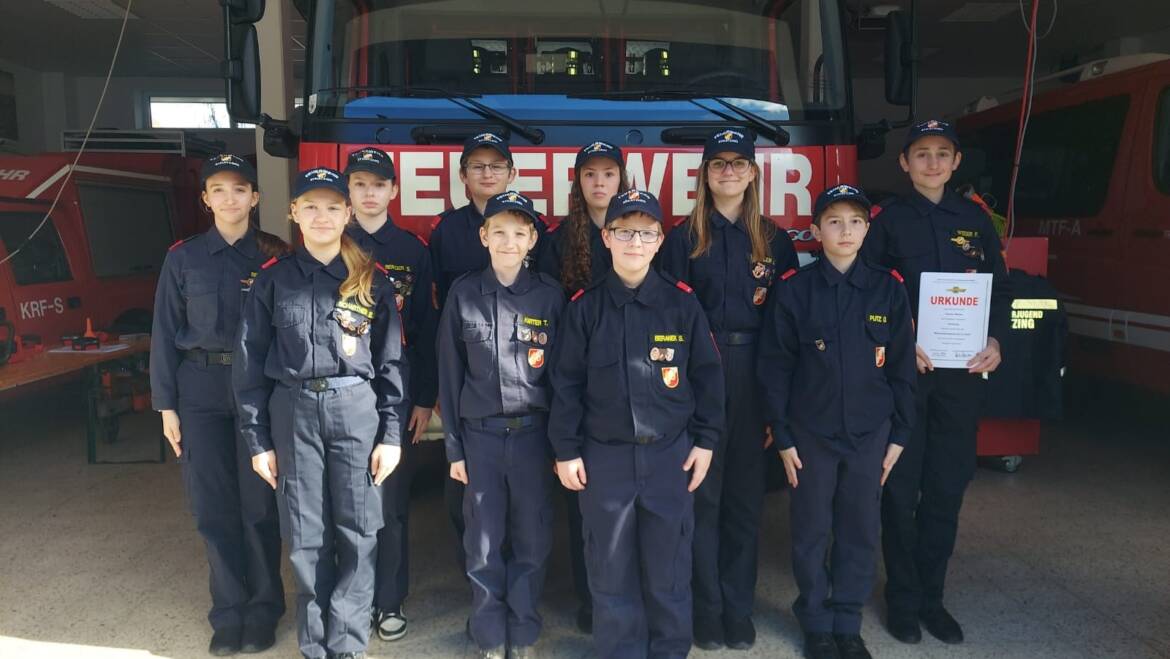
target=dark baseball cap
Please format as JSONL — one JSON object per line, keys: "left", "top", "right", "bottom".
{"left": 575, "top": 141, "right": 624, "bottom": 169}
{"left": 703, "top": 128, "right": 755, "bottom": 161}
{"left": 902, "top": 119, "right": 960, "bottom": 153}
{"left": 605, "top": 189, "right": 663, "bottom": 225}
{"left": 293, "top": 167, "right": 348, "bottom": 200}
{"left": 201, "top": 154, "right": 257, "bottom": 186}
{"left": 344, "top": 147, "right": 396, "bottom": 180}
{"left": 813, "top": 184, "right": 872, "bottom": 220}
{"left": 483, "top": 191, "right": 541, "bottom": 224}
{"left": 462, "top": 132, "right": 512, "bottom": 163}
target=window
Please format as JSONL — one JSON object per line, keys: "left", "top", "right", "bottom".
{"left": 1153, "top": 87, "right": 1170, "bottom": 194}
{"left": 0, "top": 213, "right": 73, "bottom": 285}
{"left": 958, "top": 95, "right": 1130, "bottom": 218}
{"left": 76, "top": 184, "right": 174, "bottom": 278}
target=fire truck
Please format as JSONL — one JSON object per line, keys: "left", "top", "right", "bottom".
{"left": 221, "top": 0, "right": 918, "bottom": 242}
{"left": 955, "top": 54, "right": 1170, "bottom": 394}
{"left": 0, "top": 131, "right": 211, "bottom": 356}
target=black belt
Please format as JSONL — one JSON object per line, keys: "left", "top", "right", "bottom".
{"left": 184, "top": 349, "right": 232, "bottom": 366}
{"left": 594, "top": 435, "right": 659, "bottom": 446}
{"left": 300, "top": 375, "right": 368, "bottom": 392}
{"left": 466, "top": 414, "right": 545, "bottom": 431}
{"left": 715, "top": 331, "right": 758, "bottom": 346}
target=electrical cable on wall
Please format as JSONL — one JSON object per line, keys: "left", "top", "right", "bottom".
{"left": 0, "top": 0, "right": 134, "bottom": 267}
{"left": 1004, "top": 0, "right": 1058, "bottom": 251}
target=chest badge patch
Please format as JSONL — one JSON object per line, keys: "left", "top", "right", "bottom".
{"left": 649, "top": 347, "right": 676, "bottom": 362}
{"left": 342, "top": 334, "right": 358, "bottom": 357}
{"left": 528, "top": 348, "right": 545, "bottom": 369}
{"left": 875, "top": 346, "right": 886, "bottom": 368}
{"left": 662, "top": 366, "right": 680, "bottom": 389}
{"left": 753, "top": 287, "right": 768, "bottom": 306}
{"left": 815, "top": 339, "right": 826, "bottom": 352}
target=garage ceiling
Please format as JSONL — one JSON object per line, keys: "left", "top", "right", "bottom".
{"left": 0, "top": 1, "right": 1167, "bottom": 80}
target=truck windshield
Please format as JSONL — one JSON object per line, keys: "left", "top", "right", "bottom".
{"left": 304, "top": 0, "right": 847, "bottom": 125}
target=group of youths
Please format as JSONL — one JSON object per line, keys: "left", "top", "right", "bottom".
{"left": 150, "top": 118, "right": 1009, "bottom": 659}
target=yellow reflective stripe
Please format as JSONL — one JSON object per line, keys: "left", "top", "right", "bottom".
{"left": 1012, "top": 299, "right": 1058, "bottom": 310}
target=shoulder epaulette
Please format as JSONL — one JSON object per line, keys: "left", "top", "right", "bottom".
{"left": 869, "top": 205, "right": 883, "bottom": 219}
{"left": 260, "top": 255, "right": 281, "bottom": 269}
{"left": 570, "top": 288, "right": 586, "bottom": 302}
{"left": 889, "top": 268, "right": 904, "bottom": 283}
{"left": 780, "top": 268, "right": 798, "bottom": 281}
{"left": 412, "top": 231, "right": 429, "bottom": 248}
{"left": 546, "top": 221, "right": 561, "bottom": 234}
{"left": 374, "top": 262, "right": 388, "bottom": 275}
{"left": 169, "top": 234, "right": 199, "bottom": 252}
{"left": 429, "top": 215, "right": 443, "bottom": 231}
{"left": 675, "top": 280, "right": 693, "bottom": 294}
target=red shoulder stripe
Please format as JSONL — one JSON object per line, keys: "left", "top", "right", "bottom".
{"left": 168, "top": 239, "right": 184, "bottom": 251}
{"left": 780, "top": 268, "right": 798, "bottom": 281}
{"left": 414, "top": 233, "right": 429, "bottom": 247}
{"left": 260, "top": 256, "right": 279, "bottom": 269}
{"left": 869, "top": 205, "right": 883, "bottom": 219}
{"left": 570, "top": 289, "right": 585, "bottom": 302}
{"left": 890, "top": 269, "right": 905, "bottom": 283}
{"left": 675, "top": 280, "right": 693, "bottom": 294}
{"left": 546, "top": 221, "right": 561, "bottom": 234}
{"left": 430, "top": 215, "right": 443, "bottom": 231}
{"left": 374, "top": 262, "right": 388, "bottom": 275}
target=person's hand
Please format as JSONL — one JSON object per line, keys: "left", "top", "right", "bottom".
{"left": 556, "top": 458, "right": 588, "bottom": 491}
{"left": 449, "top": 460, "right": 469, "bottom": 485}
{"left": 252, "top": 450, "right": 278, "bottom": 489}
{"left": 779, "top": 447, "right": 802, "bottom": 488}
{"left": 915, "top": 344, "right": 934, "bottom": 374}
{"left": 881, "top": 443, "right": 904, "bottom": 486}
{"left": 408, "top": 406, "right": 433, "bottom": 444}
{"left": 967, "top": 337, "right": 1002, "bottom": 374}
{"left": 763, "top": 425, "right": 774, "bottom": 450}
{"left": 160, "top": 410, "right": 182, "bottom": 458}
{"left": 370, "top": 444, "right": 402, "bottom": 486}
{"left": 683, "top": 447, "right": 713, "bottom": 492}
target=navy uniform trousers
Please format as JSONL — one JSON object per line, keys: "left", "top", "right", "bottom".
{"left": 580, "top": 431, "right": 694, "bottom": 659}
{"left": 881, "top": 369, "right": 983, "bottom": 616}
{"left": 693, "top": 339, "right": 767, "bottom": 625}
{"left": 462, "top": 416, "right": 554, "bottom": 650}
{"left": 789, "top": 422, "right": 888, "bottom": 634}
{"left": 176, "top": 358, "right": 284, "bottom": 632}
{"left": 269, "top": 381, "right": 384, "bottom": 658}
{"left": 374, "top": 414, "right": 414, "bottom": 614}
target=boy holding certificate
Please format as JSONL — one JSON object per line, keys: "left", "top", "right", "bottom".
{"left": 758, "top": 184, "right": 916, "bottom": 659}
{"left": 861, "top": 119, "right": 1011, "bottom": 646}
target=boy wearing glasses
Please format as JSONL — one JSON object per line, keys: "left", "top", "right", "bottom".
{"left": 550, "top": 189, "right": 725, "bottom": 658}
{"left": 758, "top": 185, "right": 916, "bottom": 659}
{"left": 430, "top": 132, "right": 547, "bottom": 574}
{"left": 437, "top": 191, "right": 563, "bottom": 659}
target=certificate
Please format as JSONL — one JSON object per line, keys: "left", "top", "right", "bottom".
{"left": 916, "top": 272, "right": 993, "bottom": 369}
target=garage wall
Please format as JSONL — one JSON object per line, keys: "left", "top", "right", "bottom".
{"left": 0, "top": 58, "right": 55, "bottom": 154}
{"left": 853, "top": 75, "right": 1020, "bottom": 195}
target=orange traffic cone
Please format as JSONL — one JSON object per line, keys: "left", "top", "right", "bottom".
{"left": 84, "top": 317, "right": 96, "bottom": 338}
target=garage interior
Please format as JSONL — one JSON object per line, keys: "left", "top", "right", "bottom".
{"left": 2, "top": 1, "right": 1170, "bottom": 658}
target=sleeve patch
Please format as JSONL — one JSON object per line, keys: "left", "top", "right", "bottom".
{"left": 889, "top": 268, "right": 905, "bottom": 283}
{"left": 780, "top": 268, "right": 798, "bottom": 281}
{"left": 570, "top": 289, "right": 585, "bottom": 302}
{"left": 675, "top": 280, "right": 694, "bottom": 294}
{"left": 260, "top": 256, "right": 279, "bottom": 269}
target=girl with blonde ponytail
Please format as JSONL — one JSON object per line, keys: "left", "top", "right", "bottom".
{"left": 659, "top": 128, "right": 800, "bottom": 651}
{"left": 234, "top": 167, "right": 408, "bottom": 658}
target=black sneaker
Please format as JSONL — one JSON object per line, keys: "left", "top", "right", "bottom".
{"left": 803, "top": 632, "right": 840, "bottom": 659}
{"left": 376, "top": 608, "right": 408, "bottom": 641}
{"left": 920, "top": 607, "right": 964, "bottom": 644}
{"left": 208, "top": 627, "right": 242, "bottom": 656}
{"left": 886, "top": 611, "right": 922, "bottom": 644}
{"left": 693, "top": 615, "right": 724, "bottom": 650}
{"left": 724, "top": 616, "right": 756, "bottom": 650}
{"left": 239, "top": 624, "right": 275, "bottom": 653}
{"left": 833, "top": 634, "right": 873, "bottom": 659}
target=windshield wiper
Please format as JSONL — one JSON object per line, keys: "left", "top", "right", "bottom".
{"left": 572, "top": 90, "right": 790, "bottom": 146}
{"left": 313, "top": 85, "right": 545, "bottom": 144}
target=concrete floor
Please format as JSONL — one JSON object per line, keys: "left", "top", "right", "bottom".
{"left": 1, "top": 381, "right": 1168, "bottom": 659}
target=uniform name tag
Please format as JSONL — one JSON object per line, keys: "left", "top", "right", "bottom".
{"left": 521, "top": 316, "right": 549, "bottom": 327}
{"left": 867, "top": 314, "right": 888, "bottom": 324}
{"left": 652, "top": 333, "right": 686, "bottom": 343}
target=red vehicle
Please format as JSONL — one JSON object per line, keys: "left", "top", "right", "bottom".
{"left": 0, "top": 132, "right": 210, "bottom": 347}
{"left": 224, "top": 0, "right": 918, "bottom": 247}
{"left": 956, "top": 54, "right": 1170, "bottom": 394}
